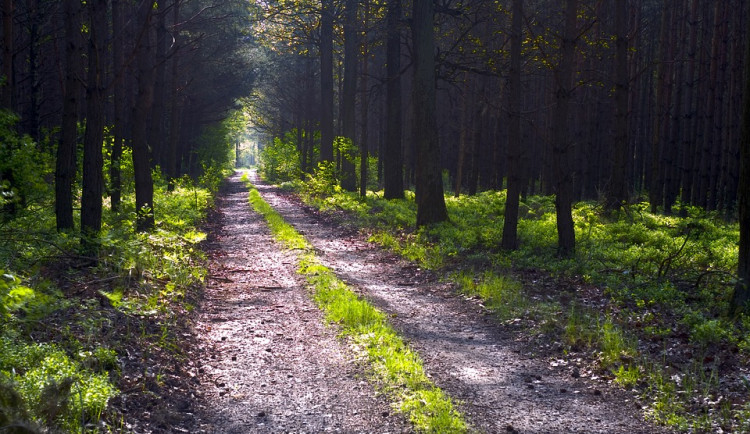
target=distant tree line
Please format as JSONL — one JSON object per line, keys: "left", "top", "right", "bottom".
{"left": 0, "top": 0, "right": 254, "bottom": 249}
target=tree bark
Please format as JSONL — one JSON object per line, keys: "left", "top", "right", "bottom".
{"left": 55, "top": 0, "right": 80, "bottom": 231}
{"left": 731, "top": 1, "right": 750, "bottom": 314}
{"left": 2, "top": 0, "right": 12, "bottom": 109}
{"left": 340, "top": 0, "right": 358, "bottom": 191}
{"left": 110, "top": 0, "right": 125, "bottom": 210}
{"left": 412, "top": 0, "right": 448, "bottom": 227}
{"left": 132, "top": 0, "right": 156, "bottom": 232}
{"left": 150, "top": 5, "right": 167, "bottom": 170}
{"left": 552, "top": 0, "right": 577, "bottom": 257}
{"left": 359, "top": 0, "right": 370, "bottom": 197}
{"left": 502, "top": 0, "right": 523, "bottom": 250}
{"left": 383, "top": 0, "right": 404, "bottom": 199}
{"left": 80, "top": 0, "right": 107, "bottom": 253}
{"left": 606, "top": 0, "right": 629, "bottom": 211}
{"left": 166, "top": 0, "right": 181, "bottom": 189}
{"left": 319, "top": 0, "right": 334, "bottom": 163}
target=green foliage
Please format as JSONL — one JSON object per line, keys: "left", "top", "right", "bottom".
{"left": 259, "top": 131, "right": 301, "bottom": 182}
{"left": 194, "top": 120, "right": 236, "bottom": 175}
{"left": 0, "top": 110, "right": 54, "bottom": 218}
{"left": 454, "top": 270, "right": 526, "bottom": 320}
{"left": 0, "top": 336, "right": 117, "bottom": 433}
{"left": 333, "top": 136, "right": 356, "bottom": 163}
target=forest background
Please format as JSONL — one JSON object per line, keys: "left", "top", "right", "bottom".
{"left": 1, "top": 0, "right": 750, "bottom": 432}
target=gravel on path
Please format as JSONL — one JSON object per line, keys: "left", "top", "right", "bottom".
{"left": 192, "top": 173, "right": 410, "bottom": 433}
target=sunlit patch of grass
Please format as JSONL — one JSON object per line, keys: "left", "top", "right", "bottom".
{"left": 245, "top": 179, "right": 468, "bottom": 433}
{"left": 454, "top": 270, "right": 527, "bottom": 320}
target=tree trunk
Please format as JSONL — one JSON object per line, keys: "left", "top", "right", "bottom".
{"left": 319, "top": 0, "right": 334, "bottom": 163}
{"left": 80, "top": 0, "right": 107, "bottom": 254}
{"left": 150, "top": 6, "right": 167, "bottom": 170}
{"left": 502, "top": 0, "right": 523, "bottom": 250}
{"left": 132, "top": 0, "right": 156, "bottom": 232}
{"left": 340, "top": 0, "right": 357, "bottom": 191}
{"left": 552, "top": 0, "right": 578, "bottom": 257}
{"left": 454, "top": 72, "right": 471, "bottom": 197}
{"left": 55, "top": 0, "right": 80, "bottom": 231}
{"left": 2, "top": 0, "right": 12, "bottom": 109}
{"left": 383, "top": 0, "right": 404, "bottom": 199}
{"left": 110, "top": 0, "right": 125, "bottom": 210}
{"left": 412, "top": 0, "right": 447, "bottom": 227}
{"left": 679, "top": 0, "right": 699, "bottom": 216}
{"left": 166, "top": 0, "right": 181, "bottom": 189}
{"left": 607, "top": 0, "right": 629, "bottom": 211}
{"left": 731, "top": 2, "right": 750, "bottom": 314}
{"left": 359, "top": 0, "right": 370, "bottom": 197}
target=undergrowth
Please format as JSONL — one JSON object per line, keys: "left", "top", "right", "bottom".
{"left": 244, "top": 173, "right": 468, "bottom": 433}
{"left": 276, "top": 167, "right": 748, "bottom": 432}
{"left": 1, "top": 161, "right": 223, "bottom": 431}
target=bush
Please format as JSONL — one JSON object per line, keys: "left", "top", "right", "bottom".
{"left": 259, "top": 131, "right": 301, "bottom": 182}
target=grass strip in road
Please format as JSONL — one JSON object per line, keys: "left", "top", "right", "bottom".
{"left": 244, "top": 176, "right": 468, "bottom": 433}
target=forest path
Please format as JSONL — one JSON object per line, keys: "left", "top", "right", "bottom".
{"left": 191, "top": 172, "right": 410, "bottom": 433}
{"left": 249, "top": 170, "right": 669, "bottom": 434}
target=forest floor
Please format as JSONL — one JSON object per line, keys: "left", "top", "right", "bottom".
{"left": 127, "top": 172, "right": 671, "bottom": 433}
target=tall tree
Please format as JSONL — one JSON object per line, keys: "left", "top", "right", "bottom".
{"left": 731, "top": 2, "right": 750, "bottom": 314}
{"left": 606, "top": 0, "right": 630, "bottom": 211}
{"left": 80, "top": 0, "right": 107, "bottom": 252}
{"left": 132, "top": 0, "right": 156, "bottom": 232}
{"left": 502, "top": 0, "right": 524, "bottom": 250}
{"left": 55, "top": 0, "right": 81, "bottom": 232}
{"left": 1, "top": 0, "right": 12, "bottom": 109}
{"left": 110, "top": 0, "right": 126, "bottom": 211}
{"left": 552, "top": 0, "right": 578, "bottom": 257}
{"left": 319, "top": 0, "right": 334, "bottom": 163}
{"left": 383, "top": 0, "right": 404, "bottom": 199}
{"left": 340, "top": 0, "right": 358, "bottom": 191}
{"left": 412, "top": 0, "right": 448, "bottom": 227}
{"left": 359, "top": 0, "right": 370, "bottom": 197}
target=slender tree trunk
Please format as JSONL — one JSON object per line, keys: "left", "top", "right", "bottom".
{"left": 731, "top": 1, "right": 750, "bottom": 314}
{"left": 340, "top": 0, "right": 358, "bottom": 191}
{"left": 319, "top": 0, "right": 334, "bottom": 163}
{"left": 132, "top": 0, "right": 156, "bottom": 232}
{"left": 166, "top": 0, "right": 181, "bottom": 189}
{"left": 679, "top": 0, "right": 699, "bottom": 216}
{"left": 698, "top": 1, "right": 724, "bottom": 209}
{"left": 502, "top": 0, "right": 523, "bottom": 250}
{"left": 55, "top": 0, "right": 80, "bottom": 231}
{"left": 2, "top": 0, "right": 12, "bottom": 109}
{"left": 80, "top": 0, "right": 107, "bottom": 253}
{"left": 383, "top": 0, "right": 404, "bottom": 199}
{"left": 150, "top": 6, "right": 167, "bottom": 170}
{"left": 454, "top": 72, "right": 470, "bottom": 197}
{"left": 552, "top": 0, "right": 578, "bottom": 257}
{"left": 110, "top": 0, "right": 125, "bottom": 210}
{"left": 412, "top": 0, "right": 447, "bottom": 227}
{"left": 607, "top": 0, "right": 629, "bottom": 211}
{"left": 25, "top": 0, "right": 39, "bottom": 140}
{"left": 359, "top": 0, "right": 370, "bottom": 197}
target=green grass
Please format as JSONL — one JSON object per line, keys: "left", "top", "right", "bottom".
{"left": 275, "top": 171, "right": 747, "bottom": 432}
{"left": 243, "top": 174, "right": 468, "bottom": 433}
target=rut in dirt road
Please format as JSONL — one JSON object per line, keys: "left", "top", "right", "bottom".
{"left": 193, "top": 173, "right": 410, "bottom": 433}
{"left": 250, "top": 170, "right": 670, "bottom": 434}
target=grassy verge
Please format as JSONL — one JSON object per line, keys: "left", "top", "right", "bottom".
{"left": 243, "top": 174, "right": 468, "bottom": 433}
{"left": 0, "top": 168, "right": 222, "bottom": 432}
{"left": 273, "top": 170, "right": 749, "bottom": 432}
